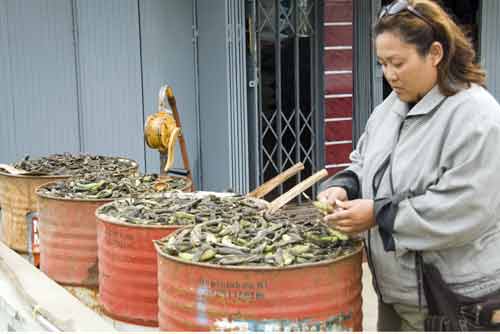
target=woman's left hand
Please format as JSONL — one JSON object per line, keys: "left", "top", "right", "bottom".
{"left": 324, "top": 199, "right": 376, "bottom": 234}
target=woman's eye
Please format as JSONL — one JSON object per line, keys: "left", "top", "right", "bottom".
{"left": 393, "top": 62, "right": 403, "bottom": 68}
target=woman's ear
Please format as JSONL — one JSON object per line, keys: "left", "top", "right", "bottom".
{"left": 429, "top": 41, "right": 444, "bottom": 67}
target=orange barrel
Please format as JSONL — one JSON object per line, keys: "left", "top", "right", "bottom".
{"left": 96, "top": 214, "right": 178, "bottom": 327}
{"left": 36, "top": 189, "right": 113, "bottom": 286}
{"left": 155, "top": 233, "right": 363, "bottom": 332}
{"left": 0, "top": 172, "right": 66, "bottom": 253}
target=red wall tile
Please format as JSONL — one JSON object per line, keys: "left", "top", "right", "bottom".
{"left": 325, "top": 97, "right": 352, "bottom": 118}
{"left": 324, "top": 25, "right": 353, "bottom": 47}
{"left": 325, "top": 0, "right": 353, "bottom": 23}
{"left": 325, "top": 142, "right": 352, "bottom": 165}
{"left": 325, "top": 120, "right": 353, "bottom": 142}
{"left": 325, "top": 73, "right": 353, "bottom": 95}
{"left": 324, "top": 49, "right": 353, "bottom": 71}
{"left": 323, "top": 0, "right": 354, "bottom": 174}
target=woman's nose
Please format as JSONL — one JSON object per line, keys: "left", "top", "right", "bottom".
{"left": 384, "top": 67, "right": 398, "bottom": 82}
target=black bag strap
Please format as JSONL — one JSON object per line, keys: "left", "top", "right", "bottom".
{"left": 418, "top": 252, "right": 470, "bottom": 331}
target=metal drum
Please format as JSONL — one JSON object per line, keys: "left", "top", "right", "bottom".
{"left": 37, "top": 191, "right": 112, "bottom": 286}
{"left": 0, "top": 173, "right": 66, "bottom": 254}
{"left": 96, "top": 215, "right": 178, "bottom": 326}
{"left": 155, "top": 227, "right": 363, "bottom": 332}
{"left": 96, "top": 192, "right": 266, "bottom": 327}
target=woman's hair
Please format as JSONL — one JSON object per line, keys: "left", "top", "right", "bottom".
{"left": 374, "top": 0, "right": 486, "bottom": 96}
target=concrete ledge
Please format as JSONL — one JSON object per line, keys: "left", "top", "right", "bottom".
{"left": 0, "top": 242, "right": 115, "bottom": 331}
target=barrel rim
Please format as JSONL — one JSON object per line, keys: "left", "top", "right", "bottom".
{"left": 35, "top": 175, "right": 191, "bottom": 203}
{"left": 0, "top": 156, "right": 138, "bottom": 179}
{"left": 154, "top": 229, "right": 363, "bottom": 271}
{"left": 95, "top": 191, "right": 269, "bottom": 229}
{"left": 0, "top": 172, "right": 71, "bottom": 180}
{"left": 97, "top": 210, "right": 183, "bottom": 230}
{"left": 36, "top": 181, "right": 119, "bottom": 203}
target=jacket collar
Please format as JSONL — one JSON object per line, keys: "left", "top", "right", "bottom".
{"left": 390, "top": 85, "right": 446, "bottom": 118}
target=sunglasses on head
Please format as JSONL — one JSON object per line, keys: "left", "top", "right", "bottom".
{"left": 379, "top": 0, "right": 434, "bottom": 29}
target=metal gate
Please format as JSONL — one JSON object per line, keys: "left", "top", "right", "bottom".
{"left": 247, "top": 0, "right": 323, "bottom": 200}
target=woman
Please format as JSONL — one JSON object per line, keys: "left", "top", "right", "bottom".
{"left": 319, "top": 0, "right": 500, "bottom": 331}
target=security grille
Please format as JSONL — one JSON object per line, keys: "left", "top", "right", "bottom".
{"left": 248, "top": 0, "right": 322, "bottom": 200}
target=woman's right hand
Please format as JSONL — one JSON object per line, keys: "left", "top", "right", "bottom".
{"left": 317, "top": 186, "right": 348, "bottom": 205}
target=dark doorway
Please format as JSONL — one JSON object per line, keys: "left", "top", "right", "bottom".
{"left": 380, "top": 0, "right": 481, "bottom": 99}
{"left": 246, "top": 0, "right": 322, "bottom": 200}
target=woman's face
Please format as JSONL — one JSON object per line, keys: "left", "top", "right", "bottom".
{"left": 375, "top": 31, "right": 439, "bottom": 103}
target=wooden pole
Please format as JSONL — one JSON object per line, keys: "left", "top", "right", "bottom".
{"left": 166, "top": 86, "right": 194, "bottom": 190}
{"left": 247, "top": 162, "right": 304, "bottom": 199}
{"left": 266, "top": 169, "right": 328, "bottom": 215}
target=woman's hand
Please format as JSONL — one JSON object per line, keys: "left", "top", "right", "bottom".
{"left": 317, "top": 187, "right": 348, "bottom": 205}
{"left": 324, "top": 199, "right": 376, "bottom": 234}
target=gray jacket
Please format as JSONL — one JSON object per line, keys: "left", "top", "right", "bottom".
{"left": 322, "top": 84, "right": 500, "bottom": 306}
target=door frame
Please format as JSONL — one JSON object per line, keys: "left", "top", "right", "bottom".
{"left": 246, "top": 0, "right": 325, "bottom": 198}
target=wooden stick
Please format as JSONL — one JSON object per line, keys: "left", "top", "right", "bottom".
{"left": 266, "top": 169, "right": 328, "bottom": 215}
{"left": 247, "top": 162, "right": 304, "bottom": 199}
{"left": 0, "top": 164, "right": 30, "bottom": 176}
{"left": 166, "top": 86, "right": 194, "bottom": 191}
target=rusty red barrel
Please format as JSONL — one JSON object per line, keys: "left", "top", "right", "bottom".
{"left": 96, "top": 214, "right": 178, "bottom": 326}
{"left": 36, "top": 188, "right": 113, "bottom": 286}
{"left": 155, "top": 232, "right": 363, "bottom": 332}
{"left": 95, "top": 184, "right": 193, "bottom": 327}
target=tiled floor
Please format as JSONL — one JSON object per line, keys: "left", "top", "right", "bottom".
{"left": 362, "top": 262, "right": 378, "bottom": 331}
